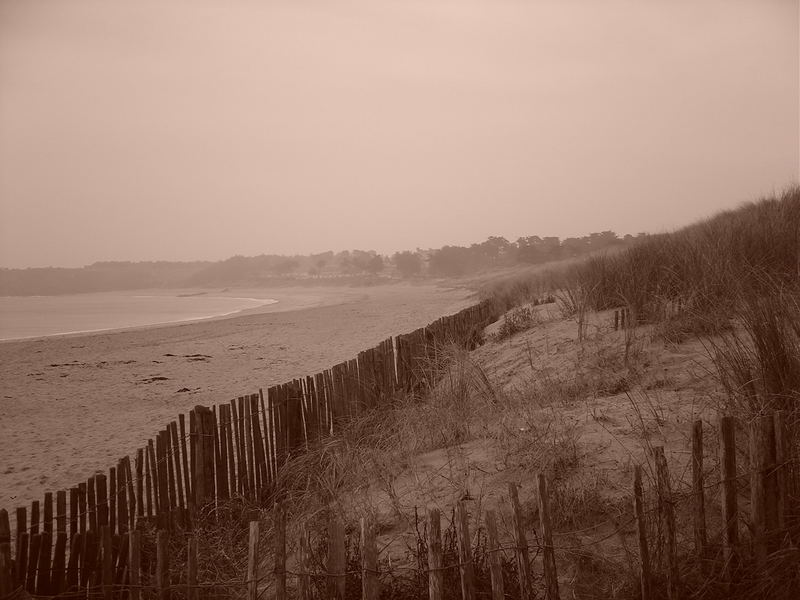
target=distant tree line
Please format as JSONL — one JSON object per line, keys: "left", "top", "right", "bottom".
{"left": 425, "top": 231, "right": 641, "bottom": 277}
{"left": 0, "top": 231, "right": 642, "bottom": 295}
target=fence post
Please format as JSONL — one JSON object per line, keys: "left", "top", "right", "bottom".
{"left": 102, "top": 525, "right": 113, "bottom": 600}
{"left": 361, "top": 517, "right": 379, "bottom": 600}
{"left": 427, "top": 508, "right": 443, "bottom": 600}
{"left": 719, "top": 415, "right": 739, "bottom": 581}
{"left": 136, "top": 449, "right": 144, "bottom": 525}
{"left": 0, "top": 509, "right": 12, "bottom": 598}
{"left": 129, "top": 530, "right": 141, "bottom": 600}
{"left": 485, "top": 510, "right": 505, "bottom": 600}
{"left": 455, "top": 501, "right": 475, "bottom": 600}
{"left": 327, "top": 515, "right": 346, "bottom": 600}
{"left": 691, "top": 420, "right": 707, "bottom": 565}
{"left": 145, "top": 445, "right": 154, "bottom": 519}
{"left": 179, "top": 414, "right": 192, "bottom": 518}
{"left": 36, "top": 531, "right": 52, "bottom": 595}
{"left": 156, "top": 529, "right": 170, "bottom": 600}
{"left": 298, "top": 527, "right": 312, "bottom": 600}
{"left": 750, "top": 414, "right": 778, "bottom": 564}
{"left": 187, "top": 535, "right": 198, "bottom": 600}
{"left": 653, "top": 447, "right": 678, "bottom": 600}
{"left": 109, "top": 468, "right": 117, "bottom": 534}
{"left": 537, "top": 473, "right": 560, "bottom": 600}
{"left": 508, "top": 483, "right": 532, "bottom": 600}
{"left": 51, "top": 532, "right": 67, "bottom": 594}
{"left": 65, "top": 533, "right": 80, "bottom": 591}
{"left": 632, "top": 465, "right": 651, "bottom": 600}
{"left": 274, "top": 504, "right": 286, "bottom": 600}
{"left": 169, "top": 422, "right": 186, "bottom": 516}
{"left": 26, "top": 533, "right": 40, "bottom": 594}
{"left": 247, "top": 521, "right": 259, "bottom": 600}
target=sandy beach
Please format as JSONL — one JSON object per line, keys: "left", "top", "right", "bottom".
{"left": 0, "top": 282, "right": 473, "bottom": 509}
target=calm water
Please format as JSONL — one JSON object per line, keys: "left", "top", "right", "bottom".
{"left": 0, "top": 292, "right": 277, "bottom": 340}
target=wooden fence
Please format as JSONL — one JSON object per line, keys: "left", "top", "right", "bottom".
{"left": 3, "top": 410, "right": 795, "bottom": 599}
{"left": 0, "top": 300, "right": 498, "bottom": 599}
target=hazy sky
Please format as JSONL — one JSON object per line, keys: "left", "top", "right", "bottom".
{"left": 0, "top": 0, "right": 797, "bottom": 268}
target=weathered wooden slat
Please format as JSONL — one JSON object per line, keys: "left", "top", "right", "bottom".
{"left": 136, "top": 449, "right": 144, "bottom": 522}
{"left": 189, "top": 409, "right": 199, "bottom": 505}
{"left": 485, "top": 510, "right": 504, "bottom": 600}
{"left": 455, "top": 501, "right": 475, "bottom": 600}
{"left": 130, "top": 530, "right": 141, "bottom": 600}
{"left": 80, "top": 530, "right": 97, "bottom": 589}
{"left": 328, "top": 515, "right": 346, "bottom": 600}
{"left": 114, "top": 532, "right": 128, "bottom": 590}
{"left": 187, "top": 535, "right": 198, "bottom": 600}
{"left": 68, "top": 488, "right": 78, "bottom": 539}
{"left": 247, "top": 522, "right": 259, "bottom": 600}
{"left": 147, "top": 440, "right": 159, "bottom": 519}
{"left": 361, "top": 517, "right": 379, "bottom": 600}
{"left": 109, "top": 467, "right": 116, "bottom": 535}
{"left": 274, "top": 503, "right": 286, "bottom": 600}
{"left": 16, "top": 532, "right": 28, "bottom": 590}
{"left": 750, "top": 414, "right": 778, "bottom": 563}
{"left": 633, "top": 465, "right": 651, "bottom": 600}
{"left": 202, "top": 407, "right": 217, "bottom": 507}
{"left": 157, "top": 529, "right": 169, "bottom": 600}
{"left": 14, "top": 507, "right": 26, "bottom": 570}
{"left": 163, "top": 429, "right": 177, "bottom": 515}
{"left": 100, "top": 526, "right": 112, "bottom": 600}
{"left": 259, "top": 389, "right": 274, "bottom": 483}
{"left": 0, "top": 510, "right": 12, "bottom": 598}
{"left": 653, "top": 447, "right": 677, "bottom": 600}
{"left": 216, "top": 406, "right": 230, "bottom": 502}
{"left": 156, "top": 431, "right": 171, "bottom": 529}
{"left": 250, "top": 394, "right": 268, "bottom": 495}
{"left": 538, "top": 473, "right": 560, "bottom": 600}
{"left": 298, "top": 526, "right": 312, "bottom": 600}
{"left": 96, "top": 473, "right": 108, "bottom": 529}
{"left": 76, "top": 486, "right": 87, "bottom": 540}
{"left": 508, "top": 482, "right": 532, "bottom": 599}
{"left": 26, "top": 533, "right": 40, "bottom": 593}
{"left": 170, "top": 421, "right": 186, "bottom": 511}
{"left": 36, "top": 530, "right": 52, "bottom": 595}
{"left": 224, "top": 405, "right": 237, "bottom": 498}
{"left": 229, "top": 399, "right": 243, "bottom": 495}
{"left": 51, "top": 532, "right": 67, "bottom": 594}
{"left": 179, "top": 413, "right": 192, "bottom": 513}
{"left": 86, "top": 479, "right": 97, "bottom": 535}
{"left": 212, "top": 406, "right": 225, "bottom": 504}
{"left": 691, "top": 420, "right": 707, "bottom": 564}
{"left": 117, "top": 460, "right": 128, "bottom": 535}
{"left": 65, "top": 532, "right": 80, "bottom": 590}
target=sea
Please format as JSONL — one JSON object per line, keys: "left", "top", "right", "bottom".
{"left": 0, "top": 292, "right": 277, "bottom": 341}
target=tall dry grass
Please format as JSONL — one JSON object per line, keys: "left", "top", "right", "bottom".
{"left": 486, "top": 186, "right": 800, "bottom": 322}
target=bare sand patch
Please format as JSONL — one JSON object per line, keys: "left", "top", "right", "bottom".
{"left": 0, "top": 283, "right": 473, "bottom": 508}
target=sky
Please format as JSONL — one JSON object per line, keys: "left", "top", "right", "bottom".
{"left": 0, "top": 0, "right": 797, "bottom": 268}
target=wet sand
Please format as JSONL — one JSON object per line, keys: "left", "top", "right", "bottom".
{"left": 0, "top": 283, "right": 473, "bottom": 509}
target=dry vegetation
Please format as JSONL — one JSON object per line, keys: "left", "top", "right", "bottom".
{"left": 154, "top": 187, "right": 800, "bottom": 599}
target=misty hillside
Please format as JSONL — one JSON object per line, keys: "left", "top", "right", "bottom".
{"left": 0, "top": 231, "right": 640, "bottom": 296}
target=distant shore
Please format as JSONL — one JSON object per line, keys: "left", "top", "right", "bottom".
{"left": 0, "top": 283, "right": 473, "bottom": 508}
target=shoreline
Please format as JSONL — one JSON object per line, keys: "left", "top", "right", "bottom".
{"left": 0, "top": 282, "right": 474, "bottom": 508}
{"left": 0, "top": 296, "right": 281, "bottom": 343}
{"left": 0, "top": 285, "right": 362, "bottom": 343}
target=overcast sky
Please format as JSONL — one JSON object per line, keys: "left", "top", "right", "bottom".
{"left": 0, "top": 0, "right": 797, "bottom": 268}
